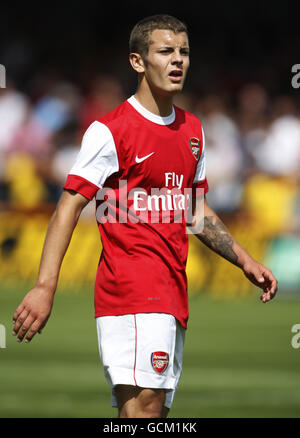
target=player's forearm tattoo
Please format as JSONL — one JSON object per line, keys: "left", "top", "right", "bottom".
{"left": 197, "top": 215, "right": 239, "bottom": 265}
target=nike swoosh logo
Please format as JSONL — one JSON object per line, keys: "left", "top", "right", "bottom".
{"left": 135, "top": 152, "right": 155, "bottom": 163}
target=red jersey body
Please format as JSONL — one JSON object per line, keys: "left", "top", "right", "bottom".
{"left": 64, "top": 96, "right": 209, "bottom": 329}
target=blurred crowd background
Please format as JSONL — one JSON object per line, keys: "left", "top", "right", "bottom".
{"left": 0, "top": 2, "right": 300, "bottom": 293}
{"left": 1, "top": 73, "right": 300, "bottom": 219}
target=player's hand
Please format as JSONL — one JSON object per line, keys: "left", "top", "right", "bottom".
{"left": 12, "top": 285, "right": 54, "bottom": 343}
{"left": 242, "top": 260, "right": 278, "bottom": 303}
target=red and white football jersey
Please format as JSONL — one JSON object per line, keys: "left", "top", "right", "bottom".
{"left": 64, "top": 95, "right": 209, "bottom": 329}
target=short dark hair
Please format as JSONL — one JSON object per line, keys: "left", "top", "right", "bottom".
{"left": 129, "top": 14, "right": 188, "bottom": 61}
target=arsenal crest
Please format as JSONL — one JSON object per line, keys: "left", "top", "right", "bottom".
{"left": 189, "top": 137, "right": 200, "bottom": 161}
{"left": 151, "top": 351, "right": 169, "bottom": 374}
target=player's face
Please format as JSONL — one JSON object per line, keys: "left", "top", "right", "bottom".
{"left": 143, "top": 29, "right": 190, "bottom": 96}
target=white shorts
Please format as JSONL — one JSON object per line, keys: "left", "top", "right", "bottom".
{"left": 96, "top": 313, "right": 186, "bottom": 409}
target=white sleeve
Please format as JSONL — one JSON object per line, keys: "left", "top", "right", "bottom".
{"left": 69, "top": 121, "right": 119, "bottom": 188}
{"left": 193, "top": 127, "right": 206, "bottom": 184}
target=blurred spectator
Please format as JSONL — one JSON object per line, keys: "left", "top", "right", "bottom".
{"left": 50, "top": 122, "right": 96, "bottom": 217}
{"left": 236, "top": 83, "right": 270, "bottom": 177}
{"left": 4, "top": 152, "right": 47, "bottom": 208}
{"left": 237, "top": 83, "right": 269, "bottom": 135}
{"left": 195, "top": 94, "right": 243, "bottom": 212}
{"left": 5, "top": 104, "right": 51, "bottom": 159}
{"left": 0, "top": 80, "right": 29, "bottom": 152}
{"left": 241, "top": 172, "right": 299, "bottom": 236}
{"left": 79, "top": 75, "right": 124, "bottom": 134}
{"left": 293, "top": 192, "right": 300, "bottom": 233}
{"left": 248, "top": 95, "right": 300, "bottom": 178}
{"left": 239, "top": 93, "right": 300, "bottom": 236}
{"left": 33, "top": 81, "right": 81, "bottom": 134}
{"left": 0, "top": 81, "right": 29, "bottom": 201}
{"left": 51, "top": 123, "right": 81, "bottom": 187}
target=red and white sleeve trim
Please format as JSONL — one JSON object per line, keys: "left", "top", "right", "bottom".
{"left": 63, "top": 174, "right": 100, "bottom": 200}
{"left": 192, "top": 177, "right": 209, "bottom": 197}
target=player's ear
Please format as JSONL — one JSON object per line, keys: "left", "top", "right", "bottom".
{"left": 129, "top": 53, "right": 145, "bottom": 74}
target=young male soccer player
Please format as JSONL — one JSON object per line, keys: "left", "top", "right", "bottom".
{"left": 12, "top": 15, "right": 278, "bottom": 418}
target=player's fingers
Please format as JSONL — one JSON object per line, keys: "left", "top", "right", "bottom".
{"left": 261, "top": 292, "right": 270, "bottom": 302}
{"left": 37, "top": 315, "right": 50, "bottom": 334}
{"left": 15, "top": 314, "right": 36, "bottom": 342}
{"left": 12, "top": 303, "right": 26, "bottom": 324}
{"left": 37, "top": 322, "right": 46, "bottom": 334}
{"left": 24, "top": 320, "right": 43, "bottom": 343}
{"left": 261, "top": 284, "right": 277, "bottom": 302}
{"left": 12, "top": 308, "right": 29, "bottom": 336}
{"left": 16, "top": 314, "right": 37, "bottom": 342}
{"left": 263, "top": 271, "right": 278, "bottom": 296}
{"left": 267, "top": 282, "right": 277, "bottom": 298}
{"left": 15, "top": 313, "right": 35, "bottom": 342}
{"left": 270, "top": 276, "right": 278, "bottom": 295}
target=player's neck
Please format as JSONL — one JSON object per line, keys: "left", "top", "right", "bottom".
{"left": 134, "top": 87, "right": 174, "bottom": 118}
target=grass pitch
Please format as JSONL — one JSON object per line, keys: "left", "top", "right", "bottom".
{"left": 1, "top": 283, "right": 300, "bottom": 418}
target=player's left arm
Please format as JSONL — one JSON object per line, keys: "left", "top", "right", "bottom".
{"left": 187, "top": 195, "right": 278, "bottom": 302}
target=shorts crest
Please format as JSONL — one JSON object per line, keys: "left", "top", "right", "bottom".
{"left": 151, "top": 351, "right": 169, "bottom": 374}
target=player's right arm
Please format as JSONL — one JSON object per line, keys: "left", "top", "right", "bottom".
{"left": 12, "top": 189, "right": 90, "bottom": 343}
{"left": 12, "top": 120, "right": 120, "bottom": 343}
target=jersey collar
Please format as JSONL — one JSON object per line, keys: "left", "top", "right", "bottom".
{"left": 127, "top": 95, "right": 175, "bottom": 125}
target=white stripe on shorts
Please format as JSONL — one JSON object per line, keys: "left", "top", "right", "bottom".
{"left": 96, "top": 313, "right": 185, "bottom": 409}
